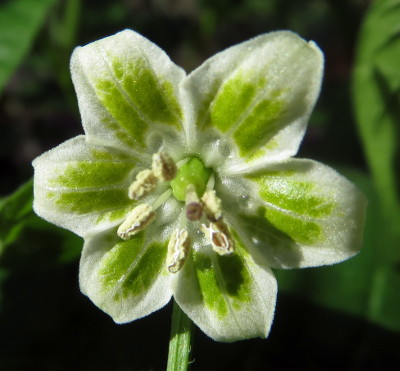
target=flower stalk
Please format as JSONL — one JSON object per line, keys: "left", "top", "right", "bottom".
{"left": 167, "top": 300, "right": 194, "bottom": 371}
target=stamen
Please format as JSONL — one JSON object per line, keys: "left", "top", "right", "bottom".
{"left": 201, "top": 220, "right": 235, "bottom": 256}
{"left": 152, "top": 152, "right": 177, "bottom": 181}
{"left": 201, "top": 189, "right": 222, "bottom": 222}
{"left": 167, "top": 229, "right": 191, "bottom": 273}
{"left": 117, "top": 204, "right": 156, "bottom": 240}
{"left": 206, "top": 172, "right": 215, "bottom": 190}
{"left": 176, "top": 158, "right": 190, "bottom": 168}
{"left": 185, "top": 184, "right": 203, "bottom": 221}
{"left": 152, "top": 188, "right": 173, "bottom": 210}
{"left": 128, "top": 169, "right": 158, "bottom": 200}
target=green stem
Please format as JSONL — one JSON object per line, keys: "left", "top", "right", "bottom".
{"left": 167, "top": 300, "right": 194, "bottom": 371}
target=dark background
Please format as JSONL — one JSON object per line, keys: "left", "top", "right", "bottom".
{"left": 1, "top": 0, "right": 399, "bottom": 370}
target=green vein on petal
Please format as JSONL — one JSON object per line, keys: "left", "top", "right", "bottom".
{"left": 263, "top": 208, "right": 322, "bottom": 245}
{"left": 94, "top": 77, "right": 149, "bottom": 148}
{"left": 205, "top": 69, "right": 287, "bottom": 157}
{"left": 209, "top": 72, "right": 261, "bottom": 132}
{"left": 46, "top": 188, "right": 131, "bottom": 215}
{"left": 256, "top": 178, "right": 335, "bottom": 218}
{"left": 99, "top": 232, "right": 168, "bottom": 301}
{"left": 48, "top": 161, "right": 134, "bottom": 189}
{"left": 246, "top": 171, "right": 337, "bottom": 245}
{"left": 110, "top": 57, "right": 183, "bottom": 128}
{"left": 232, "top": 95, "right": 285, "bottom": 156}
{"left": 193, "top": 240, "right": 252, "bottom": 319}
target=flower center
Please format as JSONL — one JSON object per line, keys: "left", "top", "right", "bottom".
{"left": 117, "top": 152, "right": 235, "bottom": 274}
{"left": 170, "top": 157, "right": 211, "bottom": 201}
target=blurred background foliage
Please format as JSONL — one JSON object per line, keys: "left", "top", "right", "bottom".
{"left": 0, "top": 0, "right": 399, "bottom": 369}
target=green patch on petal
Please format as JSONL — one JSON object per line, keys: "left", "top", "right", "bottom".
{"left": 247, "top": 174, "right": 335, "bottom": 245}
{"left": 233, "top": 96, "right": 285, "bottom": 157}
{"left": 100, "top": 232, "right": 145, "bottom": 291}
{"left": 239, "top": 207, "right": 296, "bottom": 249}
{"left": 250, "top": 169, "right": 296, "bottom": 178}
{"left": 99, "top": 232, "right": 168, "bottom": 300}
{"left": 96, "top": 206, "right": 134, "bottom": 224}
{"left": 111, "top": 57, "right": 182, "bottom": 128}
{"left": 193, "top": 241, "right": 252, "bottom": 319}
{"left": 252, "top": 178, "right": 335, "bottom": 218}
{"left": 94, "top": 78, "right": 148, "bottom": 147}
{"left": 265, "top": 208, "right": 322, "bottom": 244}
{"left": 49, "top": 161, "right": 134, "bottom": 189}
{"left": 194, "top": 253, "right": 228, "bottom": 318}
{"left": 100, "top": 116, "right": 140, "bottom": 149}
{"left": 210, "top": 72, "right": 261, "bottom": 132}
{"left": 245, "top": 139, "right": 279, "bottom": 163}
{"left": 240, "top": 206, "right": 321, "bottom": 248}
{"left": 90, "top": 148, "right": 133, "bottom": 161}
{"left": 196, "top": 78, "right": 222, "bottom": 128}
{"left": 170, "top": 157, "right": 212, "bottom": 201}
{"left": 217, "top": 254, "right": 251, "bottom": 310}
{"left": 120, "top": 241, "right": 167, "bottom": 297}
{"left": 201, "top": 69, "right": 286, "bottom": 157}
{"left": 47, "top": 188, "right": 131, "bottom": 214}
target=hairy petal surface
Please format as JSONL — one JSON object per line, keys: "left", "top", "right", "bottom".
{"left": 183, "top": 31, "right": 323, "bottom": 172}
{"left": 71, "top": 29, "right": 186, "bottom": 155}
{"left": 80, "top": 228, "right": 172, "bottom": 323}
{"left": 173, "top": 231, "right": 277, "bottom": 342}
{"left": 33, "top": 136, "right": 138, "bottom": 237}
{"left": 239, "top": 159, "right": 367, "bottom": 268}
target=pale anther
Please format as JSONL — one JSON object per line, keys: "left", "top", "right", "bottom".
{"left": 167, "top": 229, "right": 190, "bottom": 273}
{"left": 117, "top": 204, "right": 156, "bottom": 240}
{"left": 201, "top": 220, "right": 235, "bottom": 256}
{"left": 185, "top": 184, "right": 202, "bottom": 221}
{"left": 128, "top": 169, "right": 158, "bottom": 200}
{"left": 152, "top": 152, "right": 177, "bottom": 182}
{"left": 201, "top": 189, "right": 222, "bottom": 222}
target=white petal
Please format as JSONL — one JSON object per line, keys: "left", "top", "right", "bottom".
{"left": 173, "top": 232, "right": 277, "bottom": 342}
{"left": 182, "top": 31, "right": 323, "bottom": 172}
{"left": 80, "top": 228, "right": 173, "bottom": 323}
{"left": 233, "top": 158, "right": 367, "bottom": 268}
{"left": 71, "top": 29, "right": 186, "bottom": 157}
{"left": 33, "top": 136, "right": 138, "bottom": 237}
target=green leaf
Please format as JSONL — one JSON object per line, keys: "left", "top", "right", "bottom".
{"left": 352, "top": 1, "right": 400, "bottom": 326}
{"left": 276, "top": 168, "right": 400, "bottom": 333}
{"left": 0, "top": 268, "right": 9, "bottom": 309}
{"left": 352, "top": 0, "right": 400, "bottom": 215}
{"left": 0, "top": 179, "right": 34, "bottom": 255}
{"left": 0, "top": 0, "right": 57, "bottom": 95}
{"left": 0, "top": 179, "right": 82, "bottom": 265}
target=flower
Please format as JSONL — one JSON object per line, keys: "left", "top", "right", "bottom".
{"left": 32, "top": 29, "right": 366, "bottom": 342}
